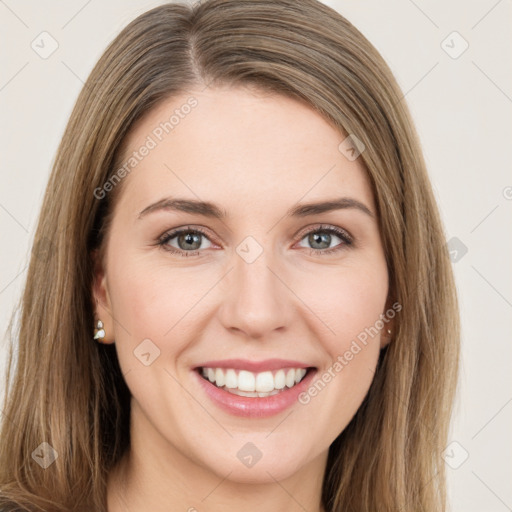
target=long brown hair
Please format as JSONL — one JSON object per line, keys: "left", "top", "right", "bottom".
{"left": 0, "top": 1, "right": 460, "bottom": 510}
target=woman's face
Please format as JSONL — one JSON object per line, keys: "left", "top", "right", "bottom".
{"left": 94, "top": 86, "right": 392, "bottom": 484}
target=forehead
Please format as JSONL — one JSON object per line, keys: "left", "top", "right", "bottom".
{"left": 114, "top": 86, "right": 375, "bottom": 218}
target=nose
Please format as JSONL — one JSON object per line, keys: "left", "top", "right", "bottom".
{"left": 217, "top": 247, "right": 293, "bottom": 340}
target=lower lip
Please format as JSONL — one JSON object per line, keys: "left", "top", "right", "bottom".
{"left": 193, "top": 368, "right": 317, "bottom": 418}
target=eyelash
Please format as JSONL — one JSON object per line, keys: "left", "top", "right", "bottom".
{"left": 156, "top": 224, "right": 353, "bottom": 258}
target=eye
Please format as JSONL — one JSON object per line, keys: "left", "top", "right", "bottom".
{"left": 157, "top": 226, "right": 213, "bottom": 256}
{"left": 156, "top": 224, "right": 353, "bottom": 258}
{"left": 296, "top": 224, "right": 353, "bottom": 255}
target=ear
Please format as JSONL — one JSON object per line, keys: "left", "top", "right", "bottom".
{"left": 91, "top": 249, "right": 115, "bottom": 344}
{"left": 379, "top": 296, "right": 397, "bottom": 349}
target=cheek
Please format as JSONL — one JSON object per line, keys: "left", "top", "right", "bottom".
{"left": 301, "top": 259, "right": 388, "bottom": 349}
{"left": 296, "top": 261, "right": 387, "bottom": 411}
{"left": 334, "top": 280, "right": 386, "bottom": 349}
{"left": 107, "top": 255, "right": 213, "bottom": 362}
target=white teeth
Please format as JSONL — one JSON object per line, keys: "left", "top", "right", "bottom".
{"left": 227, "top": 388, "right": 282, "bottom": 398}
{"left": 215, "top": 368, "right": 225, "bottom": 387}
{"left": 238, "top": 370, "right": 255, "bottom": 392}
{"left": 225, "top": 369, "right": 238, "bottom": 389}
{"left": 274, "top": 369, "right": 286, "bottom": 389}
{"left": 256, "top": 371, "right": 274, "bottom": 392}
{"left": 199, "top": 366, "right": 309, "bottom": 393}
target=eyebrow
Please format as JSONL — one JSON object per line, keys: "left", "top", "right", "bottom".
{"left": 137, "top": 196, "right": 375, "bottom": 220}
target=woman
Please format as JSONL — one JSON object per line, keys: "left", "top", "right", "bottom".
{"left": 0, "top": 0, "right": 460, "bottom": 510}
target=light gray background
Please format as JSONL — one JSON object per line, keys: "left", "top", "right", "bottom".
{"left": 1, "top": 1, "right": 511, "bottom": 510}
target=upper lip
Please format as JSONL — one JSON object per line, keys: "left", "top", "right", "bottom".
{"left": 195, "top": 358, "right": 315, "bottom": 373}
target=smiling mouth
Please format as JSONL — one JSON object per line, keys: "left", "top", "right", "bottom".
{"left": 196, "top": 366, "right": 315, "bottom": 398}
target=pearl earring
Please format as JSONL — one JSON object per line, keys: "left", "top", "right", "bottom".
{"left": 94, "top": 320, "right": 106, "bottom": 341}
